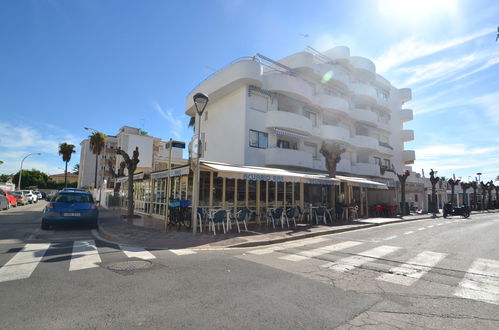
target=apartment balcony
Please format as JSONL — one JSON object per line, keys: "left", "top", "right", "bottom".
{"left": 378, "top": 142, "right": 394, "bottom": 155}
{"left": 323, "top": 46, "right": 350, "bottom": 62}
{"left": 186, "top": 59, "right": 262, "bottom": 116}
{"left": 265, "top": 148, "right": 313, "bottom": 169}
{"left": 377, "top": 97, "right": 390, "bottom": 111}
{"left": 351, "top": 134, "right": 378, "bottom": 150}
{"left": 377, "top": 120, "right": 391, "bottom": 132}
{"left": 315, "top": 93, "right": 349, "bottom": 116}
{"left": 350, "top": 56, "right": 376, "bottom": 80}
{"left": 375, "top": 74, "right": 391, "bottom": 89}
{"left": 320, "top": 124, "right": 350, "bottom": 143}
{"left": 351, "top": 163, "right": 381, "bottom": 177}
{"left": 403, "top": 150, "right": 416, "bottom": 164}
{"left": 312, "top": 156, "right": 327, "bottom": 172}
{"left": 399, "top": 88, "right": 412, "bottom": 103}
{"left": 336, "top": 158, "right": 352, "bottom": 173}
{"left": 351, "top": 108, "right": 378, "bottom": 126}
{"left": 351, "top": 83, "right": 377, "bottom": 103}
{"left": 265, "top": 110, "right": 313, "bottom": 136}
{"left": 264, "top": 73, "right": 314, "bottom": 103}
{"left": 315, "top": 64, "right": 349, "bottom": 89}
{"left": 401, "top": 109, "right": 413, "bottom": 122}
{"left": 279, "top": 52, "right": 315, "bottom": 74}
{"left": 402, "top": 129, "right": 414, "bottom": 142}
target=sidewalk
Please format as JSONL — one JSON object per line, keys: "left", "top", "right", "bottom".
{"left": 96, "top": 208, "right": 499, "bottom": 250}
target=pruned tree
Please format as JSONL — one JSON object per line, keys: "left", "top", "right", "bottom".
{"left": 397, "top": 170, "right": 410, "bottom": 216}
{"left": 494, "top": 185, "right": 499, "bottom": 208}
{"left": 460, "top": 182, "right": 471, "bottom": 207}
{"left": 447, "top": 178, "right": 461, "bottom": 205}
{"left": 320, "top": 141, "right": 346, "bottom": 178}
{"left": 107, "top": 159, "right": 126, "bottom": 197}
{"left": 429, "top": 169, "right": 440, "bottom": 214}
{"left": 117, "top": 147, "right": 140, "bottom": 219}
{"left": 470, "top": 181, "right": 478, "bottom": 211}
{"left": 480, "top": 181, "right": 488, "bottom": 210}
{"left": 486, "top": 181, "right": 495, "bottom": 209}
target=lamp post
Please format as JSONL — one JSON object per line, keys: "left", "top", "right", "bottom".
{"left": 476, "top": 172, "right": 482, "bottom": 183}
{"left": 191, "top": 92, "right": 209, "bottom": 234}
{"left": 18, "top": 153, "right": 41, "bottom": 190}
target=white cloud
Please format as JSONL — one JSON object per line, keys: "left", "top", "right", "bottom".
{"left": 153, "top": 102, "right": 183, "bottom": 139}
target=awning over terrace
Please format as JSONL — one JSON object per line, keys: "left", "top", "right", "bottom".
{"left": 336, "top": 175, "right": 388, "bottom": 190}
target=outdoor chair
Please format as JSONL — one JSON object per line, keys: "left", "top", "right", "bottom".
{"left": 197, "top": 208, "right": 208, "bottom": 233}
{"left": 285, "top": 207, "right": 298, "bottom": 227}
{"left": 268, "top": 207, "right": 287, "bottom": 229}
{"left": 296, "top": 205, "right": 310, "bottom": 224}
{"left": 314, "top": 206, "right": 329, "bottom": 225}
{"left": 209, "top": 209, "right": 228, "bottom": 235}
{"left": 229, "top": 208, "right": 250, "bottom": 233}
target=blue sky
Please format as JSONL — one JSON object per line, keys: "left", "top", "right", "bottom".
{"left": 0, "top": 0, "right": 498, "bottom": 182}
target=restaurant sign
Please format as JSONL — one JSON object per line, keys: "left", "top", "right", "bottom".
{"left": 151, "top": 166, "right": 190, "bottom": 179}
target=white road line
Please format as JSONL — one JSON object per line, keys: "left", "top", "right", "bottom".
{"left": 0, "top": 243, "right": 51, "bottom": 283}
{"left": 170, "top": 249, "right": 197, "bottom": 256}
{"left": 322, "top": 245, "right": 400, "bottom": 272}
{"left": 119, "top": 245, "right": 156, "bottom": 260}
{"left": 418, "top": 227, "right": 426, "bottom": 231}
{"left": 404, "top": 231, "right": 414, "bottom": 235}
{"left": 279, "top": 241, "right": 362, "bottom": 262}
{"left": 445, "top": 221, "right": 452, "bottom": 224}
{"left": 248, "top": 237, "right": 330, "bottom": 255}
{"left": 436, "top": 223, "right": 444, "bottom": 226}
{"left": 69, "top": 240, "right": 101, "bottom": 271}
{"left": 427, "top": 225, "right": 434, "bottom": 228}
{"left": 384, "top": 235, "right": 398, "bottom": 241}
{"left": 378, "top": 251, "right": 447, "bottom": 286}
{"left": 454, "top": 258, "right": 499, "bottom": 305}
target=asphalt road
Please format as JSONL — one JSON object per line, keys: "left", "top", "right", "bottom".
{"left": 0, "top": 203, "right": 498, "bottom": 329}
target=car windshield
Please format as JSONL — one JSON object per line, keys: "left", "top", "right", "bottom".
{"left": 53, "top": 193, "right": 94, "bottom": 203}
{"left": 12, "top": 191, "right": 23, "bottom": 196}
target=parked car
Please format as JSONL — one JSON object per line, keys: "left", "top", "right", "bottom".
{"left": 62, "top": 188, "right": 88, "bottom": 192}
{"left": 0, "top": 192, "right": 9, "bottom": 210}
{"left": 46, "top": 190, "right": 58, "bottom": 201}
{"left": 33, "top": 191, "right": 43, "bottom": 200}
{"left": 2, "top": 190, "right": 18, "bottom": 207}
{"left": 11, "top": 191, "right": 28, "bottom": 206}
{"left": 21, "top": 190, "right": 37, "bottom": 204}
{"left": 40, "top": 191, "right": 47, "bottom": 199}
{"left": 41, "top": 191, "right": 98, "bottom": 229}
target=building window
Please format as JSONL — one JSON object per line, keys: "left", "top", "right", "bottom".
{"left": 277, "top": 139, "right": 297, "bottom": 150}
{"left": 374, "top": 157, "right": 381, "bottom": 166}
{"left": 303, "top": 109, "right": 318, "bottom": 127}
{"left": 383, "top": 159, "right": 390, "bottom": 168}
{"left": 249, "top": 130, "right": 268, "bottom": 149}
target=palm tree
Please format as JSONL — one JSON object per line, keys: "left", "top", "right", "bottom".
{"left": 89, "top": 132, "right": 107, "bottom": 189}
{"left": 58, "top": 143, "right": 76, "bottom": 188}
{"left": 72, "top": 164, "right": 79, "bottom": 175}
{"left": 188, "top": 117, "right": 195, "bottom": 131}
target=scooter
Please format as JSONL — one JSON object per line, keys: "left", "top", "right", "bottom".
{"left": 443, "top": 203, "right": 470, "bottom": 218}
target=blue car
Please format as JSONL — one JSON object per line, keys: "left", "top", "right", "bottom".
{"left": 41, "top": 191, "right": 98, "bottom": 229}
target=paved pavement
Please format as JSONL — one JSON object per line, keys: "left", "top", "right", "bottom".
{"left": 96, "top": 207, "right": 499, "bottom": 250}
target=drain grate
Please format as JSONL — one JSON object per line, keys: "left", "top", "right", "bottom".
{"left": 103, "top": 259, "right": 163, "bottom": 275}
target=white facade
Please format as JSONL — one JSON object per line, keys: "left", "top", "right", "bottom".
{"left": 185, "top": 47, "right": 415, "bottom": 187}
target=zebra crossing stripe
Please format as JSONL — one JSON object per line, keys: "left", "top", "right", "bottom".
{"left": 170, "top": 249, "right": 197, "bottom": 256}
{"left": 0, "top": 243, "right": 51, "bottom": 283}
{"left": 249, "top": 237, "right": 330, "bottom": 255}
{"left": 69, "top": 240, "right": 101, "bottom": 271}
{"left": 454, "top": 258, "right": 499, "bottom": 305}
{"left": 279, "top": 241, "right": 362, "bottom": 262}
{"left": 119, "top": 245, "right": 156, "bottom": 260}
{"left": 322, "top": 245, "right": 400, "bottom": 272}
{"left": 378, "top": 251, "right": 447, "bottom": 286}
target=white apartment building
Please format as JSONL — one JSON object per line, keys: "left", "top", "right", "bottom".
{"left": 185, "top": 47, "right": 417, "bottom": 206}
{"left": 78, "top": 126, "right": 184, "bottom": 189}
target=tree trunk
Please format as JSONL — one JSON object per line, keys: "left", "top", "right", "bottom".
{"left": 64, "top": 161, "right": 68, "bottom": 188}
{"left": 431, "top": 184, "right": 437, "bottom": 214}
{"left": 127, "top": 173, "right": 134, "bottom": 219}
{"left": 94, "top": 154, "right": 98, "bottom": 189}
{"left": 400, "top": 184, "right": 406, "bottom": 216}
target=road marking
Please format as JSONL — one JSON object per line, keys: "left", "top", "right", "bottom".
{"left": 0, "top": 239, "right": 23, "bottom": 245}
{"left": 427, "top": 225, "right": 434, "bottom": 228}
{"left": 436, "top": 223, "right": 444, "bottom": 226}
{"left": 384, "top": 235, "right": 398, "bottom": 241}
{"left": 279, "top": 241, "right": 362, "bottom": 262}
{"left": 119, "top": 245, "right": 156, "bottom": 260}
{"left": 169, "top": 249, "right": 197, "bottom": 256}
{"left": 404, "top": 231, "right": 414, "bottom": 235}
{"left": 378, "top": 251, "right": 447, "bottom": 286}
{"left": 445, "top": 221, "right": 452, "bottom": 224}
{"left": 69, "top": 240, "right": 101, "bottom": 271}
{"left": 322, "top": 245, "right": 400, "bottom": 272}
{"left": 454, "top": 258, "right": 499, "bottom": 305}
{"left": 248, "top": 237, "right": 330, "bottom": 255}
{"left": 0, "top": 243, "right": 50, "bottom": 283}
{"left": 418, "top": 227, "right": 426, "bottom": 231}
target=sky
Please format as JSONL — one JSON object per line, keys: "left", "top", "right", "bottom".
{"left": 0, "top": 0, "right": 498, "bottom": 182}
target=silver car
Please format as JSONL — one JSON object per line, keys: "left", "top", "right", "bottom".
{"left": 21, "top": 190, "right": 38, "bottom": 204}
{"left": 0, "top": 192, "right": 9, "bottom": 210}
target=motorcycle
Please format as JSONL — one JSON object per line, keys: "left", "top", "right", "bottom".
{"left": 443, "top": 203, "right": 470, "bottom": 218}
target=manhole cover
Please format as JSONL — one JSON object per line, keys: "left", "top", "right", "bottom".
{"left": 107, "top": 260, "right": 153, "bottom": 271}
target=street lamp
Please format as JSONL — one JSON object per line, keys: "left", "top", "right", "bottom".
{"left": 477, "top": 172, "right": 482, "bottom": 182}
{"left": 18, "top": 153, "right": 41, "bottom": 190}
{"left": 191, "top": 92, "right": 209, "bottom": 234}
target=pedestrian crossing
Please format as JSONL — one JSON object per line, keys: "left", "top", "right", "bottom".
{"left": 0, "top": 240, "right": 198, "bottom": 283}
{"left": 243, "top": 238, "right": 499, "bottom": 306}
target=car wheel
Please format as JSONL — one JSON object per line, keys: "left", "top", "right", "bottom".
{"left": 41, "top": 221, "right": 50, "bottom": 230}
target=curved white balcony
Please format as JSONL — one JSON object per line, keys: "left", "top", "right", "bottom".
{"left": 350, "top": 56, "right": 376, "bottom": 80}
{"left": 265, "top": 148, "right": 313, "bottom": 169}
{"left": 399, "top": 88, "right": 412, "bottom": 103}
{"left": 351, "top": 83, "right": 377, "bottom": 103}
{"left": 312, "top": 156, "right": 327, "bottom": 172}
{"left": 378, "top": 142, "right": 394, "bottom": 155}
{"left": 279, "top": 52, "right": 315, "bottom": 74}
{"left": 377, "top": 97, "right": 390, "bottom": 110}
{"left": 351, "top": 135, "right": 378, "bottom": 150}
{"left": 351, "top": 163, "right": 380, "bottom": 177}
{"left": 401, "top": 109, "right": 413, "bottom": 122}
{"left": 315, "top": 93, "right": 349, "bottom": 116}
{"left": 265, "top": 111, "right": 313, "bottom": 136}
{"left": 186, "top": 59, "right": 263, "bottom": 116}
{"left": 323, "top": 46, "right": 350, "bottom": 62}
{"left": 264, "top": 73, "right": 314, "bottom": 103}
{"left": 403, "top": 150, "right": 416, "bottom": 164}
{"left": 402, "top": 129, "right": 414, "bottom": 142}
{"left": 375, "top": 74, "right": 391, "bottom": 89}
{"left": 351, "top": 108, "right": 378, "bottom": 126}
{"left": 377, "top": 120, "right": 390, "bottom": 132}
{"left": 315, "top": 64, "right": 349, "bottom": 89}
{"left": 336, "top": 158, "right": 352, "bottom": 173}
{"left": 320, "top": 124, "right": 350, "bottom": 143}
